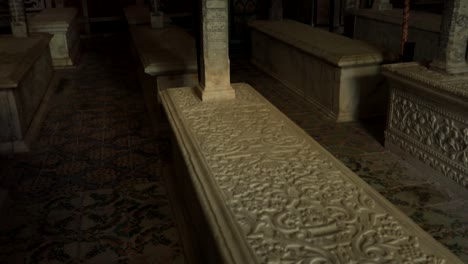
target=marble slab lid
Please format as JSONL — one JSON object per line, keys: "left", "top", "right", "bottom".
{"left": 249, "top": 19, "right": 384, "bottom": 67}
{"left": 0, "top": 34, "right": 51, "bottom": 89}
{"left": 383, "top": 62, "right": 468, "bottom": 100}
{"left": 29, "top": 8, "right": 78, "bottom": 29}
{"left": 130, "top": 26, "right": 197, "bottom": 75}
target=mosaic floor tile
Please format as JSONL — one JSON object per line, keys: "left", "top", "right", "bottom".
{"left": 381, "top": 183, "right": 457, "bottom": 208}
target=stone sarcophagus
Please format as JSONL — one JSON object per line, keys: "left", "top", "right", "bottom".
{"left": 0, "top": 34, "right": 58, "bottom": 153}
{"left": 249, "top": 20, "right": 387, "bottom": 122}
{"left": 383, "top": 62, "right": 468, "bottom": 187}
{"left": 29, "top": 7, "right": 80, "bottom": 67}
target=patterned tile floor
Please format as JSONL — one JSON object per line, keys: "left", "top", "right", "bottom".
{"left": 0, "top": 34, "right": 467, "bottom": 263}
{"left": 0, "top": 35, "right": 185, "bottom": 264}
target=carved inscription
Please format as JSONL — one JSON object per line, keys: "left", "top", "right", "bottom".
{"left": 203, "top": 0, "right": 228, "bottom": 52}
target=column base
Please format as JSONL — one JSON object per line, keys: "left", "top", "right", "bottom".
{"left": 10, "top": 22, "right": 29, "bottom": 37}
{"left": 151, "top": 13, "right": 164, "bottom": 29}
{"left": 430, "top": 60, "right": 468, "bottom": 74}
{"left": 196, "top": 84, "right": 236, "bottom": 102}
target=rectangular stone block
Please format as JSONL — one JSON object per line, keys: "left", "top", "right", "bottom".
{"left": 249, "top": 19, "right": 386, "bottom": 122}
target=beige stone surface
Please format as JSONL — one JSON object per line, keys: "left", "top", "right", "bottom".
{"left": 250, "top": 21, "right": 386, "bottom": 122}
{"left": 249, "top": 20, "right": 384, "bottom": 67}
{"left": 0, "top": 34, "right": 58, "bottom": 153}
{"left": 160, "top": 83, "right": 463, "bottom": 263}
{"left": 383, "top": 62, "right": 468, "bottom": 188}
{"left": 29, "top": 8, "right": 77, "bottom": 29}
{"left": 130, "top": 25, "right": 197, "bottom": 76}
{"left": 29, "top": 8, "right": 80, "bottom": 67}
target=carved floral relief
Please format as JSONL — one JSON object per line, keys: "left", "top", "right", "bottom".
{"left": 167, "top": 85, "right": 453, "bottom": 263}
{"left": 390, "top": 93, "right": 468, "bottom": 167}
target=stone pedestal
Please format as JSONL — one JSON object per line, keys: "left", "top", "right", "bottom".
{"left": 29, "top": 8, "right": 81, "bottom": 67}
{"left": 383, "top": 62, "right": 468, "bottom": 188}
{"left": 197, "top": 0, "right": 235, "bottom": 101}
{"left": 0, "top": 34, "right": 59, "bottom": 153}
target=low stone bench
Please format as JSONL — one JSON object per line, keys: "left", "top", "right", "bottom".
{"left": 129, "top": 25, "right": 198, "bottom": 126}
{"left": 383, "top": 62, "right": 468, "bottom": 188}
{"left": 29, "top": 8, "right": 81, "bottom": 68}
{"left": 160, "top": 83, "right": 463, "bottom": 263}
{"left": 249, "top": 20, "right": 387, "bottom": 122}
{"left": 0, "top": 34, "right": 59, "bottom": 153}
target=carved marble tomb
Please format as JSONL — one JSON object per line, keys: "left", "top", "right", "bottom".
{"left": 159, "top": 0, "right": 464, "bottom": 262}
{"left": 383, "top": 0, "right": 468, "bottom": 188}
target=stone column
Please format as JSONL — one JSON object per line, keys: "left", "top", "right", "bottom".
{"left": 9, "top": 0, "right": 29, "bottom": 37}
{"left": 197, "top": 0, "right": 235, "bottom": 101}
{"left": 431, "top": 0, "right": 468, "bottom": 74}
{"left": 150, "top": 0, "right": 164, "bottom": 28}
{"left": 372, "top": 0, "right": 392, "bottom": 10}
{"left": 269, "top": 0, "right": 282, "bottom": 21}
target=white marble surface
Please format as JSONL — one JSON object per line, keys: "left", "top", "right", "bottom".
{"left": 160, "top": 83, "right": 463, "bottom": 263}
{"left": 383, "top": 63, "right": 468, "bottom": 188}
{"left": 29, "top": 8, "right": 80, "bottom": 67}
{"left": 250, "top": 21, "right": 386, "bottom": 122}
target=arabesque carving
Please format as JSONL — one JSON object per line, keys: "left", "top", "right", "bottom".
{"left": 389, "top": 92, "right": 468, "bottom": 166}
{"left": 386, "top": 89, "right": 468, "bottom": 187}
{"left": 162, "top": 84, "right": 462, "bottom": 263}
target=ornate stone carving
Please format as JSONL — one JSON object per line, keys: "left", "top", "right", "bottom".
{"left": 161, "top": 84, "right": 462, "bottom": 263}
{"left": 384, "top": 62, "right": 468, "bottom": 98}
{"left": 386, "top": 89, "right": 468, "bottom": 187}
